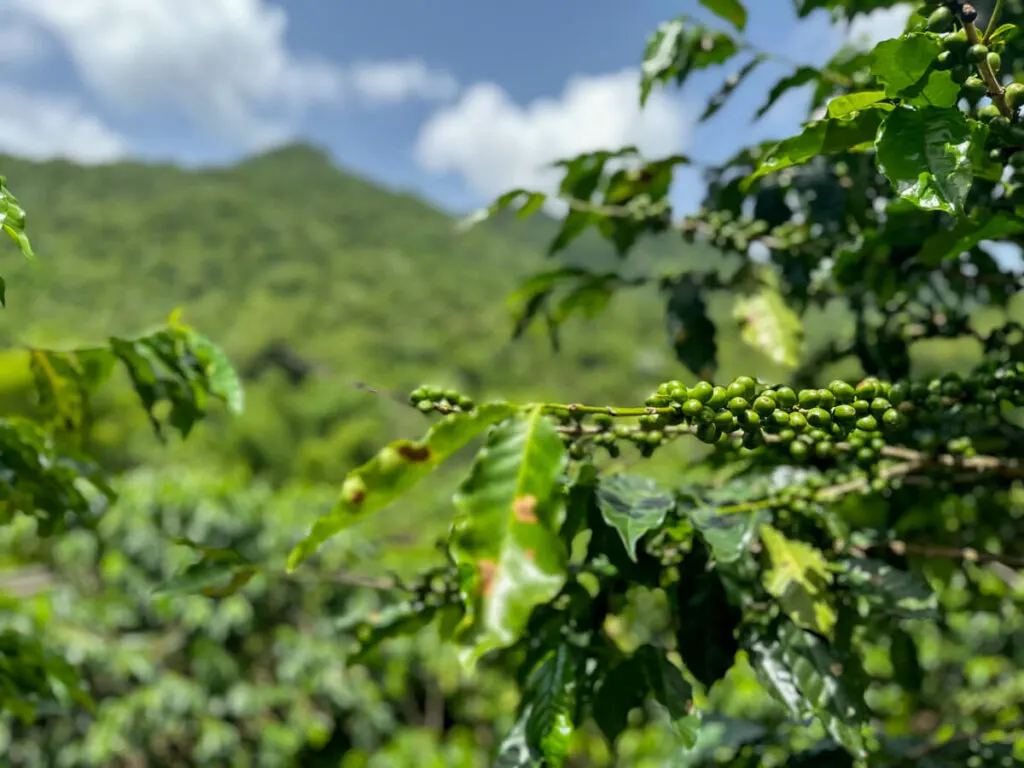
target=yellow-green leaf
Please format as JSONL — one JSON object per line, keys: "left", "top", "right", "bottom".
{"left": 761, "top": 524, "right": 836, "bottom": 638}
{"left": 732, "top": 280, "right": 803, "bottom": 367}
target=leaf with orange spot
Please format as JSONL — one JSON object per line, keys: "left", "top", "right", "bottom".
{"left": 288, "top": 402, "right": 516, "bottom": 571}
{"left": 449, "top": 406, "right": 568, "bottom": 667}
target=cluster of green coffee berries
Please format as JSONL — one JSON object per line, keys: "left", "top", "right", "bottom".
{"left": 408, "top": 385, "right": 474, "bottom": 414}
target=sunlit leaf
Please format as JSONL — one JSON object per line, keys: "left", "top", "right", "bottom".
{"left": 641, "top": 18, "right": 738, "bottom": 105}
{"left": 699, "top": 0, "right": 747, "bottom": 31}
{"left": 744, "top": 109, "right": 883, "bottom": 188}
{"left": 834, "top": 558, "right": 938, "bottom": 619}
{"left": 761, "top": 524, "right": 836, "bottom": 638}
{"left": 733, "top": 274, "right": 803, "bottom": 367}
{"left": 596, "top": 474, "right": 675, "bottom": 562}
{"left": 826, "top": 90, "right": 888, "bottom": 119}
{"left": 449, "top": 407, "right": 568, "bottom": 665}
{"left": 0, "top": 175, "right": 35, "bottom": 264}
{"left": 745, "top": 619, "right": 869, "bottom": 758}
{"left": 287, "top": 402, "right": 517, "bottom": 571}
{"left": 875, "top": 106, "right": 979, "bottom": 215}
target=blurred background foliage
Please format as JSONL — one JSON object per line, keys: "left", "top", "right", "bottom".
{"left": 0, "top": 84, "right": 1023, "bottom": 760}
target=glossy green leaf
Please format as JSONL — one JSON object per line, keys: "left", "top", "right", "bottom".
{"left": 635, "top": 645, "right": 700, "bottom": 748}
{"left": 826, "top": 90, "right": 888, "bottom": 119}
{"left": 754, "top": 67, "right": 819, "bottom": 120}
{"left": 699, "top": 0, "right": 747, "bottom": 31}
{"left": 287, "top": 402, "right": 516, "bottom": 570}
{"left": 449, "top": 407, "right": 569, "bottom": 665}
{"left": 987, "top": 22, "right": 1020, "bottom": 45}
{"left": 917, "top": 213, "right": 1024, "bottom": 266}
{"left": 834, "top": 558, "right": 938, "bottom": 619}
{"left": 867, "top": 35, "right": 963, "bottom": 109}
{"left": 761, "top": 525, "right": 836, "bottom": 638}
{"left": 674, "top": 544, "right": 741, "bottom": 689}
{"left": 700, "top": 55, "right": 766, "bottom": 122}
{"left": 733, "top": 279, "right": 803, "bottom": 367}
{"left": 496, "top": 645, "right": 578, "bottom": 767}
{"left": 641, "top": 18, "right": 738, "bottom": 105}
{"left": 181, "top": 328, "right": 245, "bottom": 415}
{"left": 744, "top": 109, "right": 883, "bottom": 188}
{"left": 595, "top": 474, "right": 675, "bottom": 562}
{"left": 875, "top": 107, "right": 978, "bottom": 215}
{"left": 0, "top": 175, "right": 35, "bottom": 263}
{"left": 745, "top": 619, "right": 869, "bottom": 758}
{"left": 685, "top": 503, "right": 765, "bottom": 564}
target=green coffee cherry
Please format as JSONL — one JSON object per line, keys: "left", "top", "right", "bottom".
{"left": 774, "top": 386, "right": 797, "bottom": 409}
{"left": 935, "top": 50, "right": 956, "bottom": 70}
{"left": 978, "top": 104, "right": 1001, "bottom": 122}
{"left": 798, "top": 389, "right": 821, "bottom": 409}
{"left": 943, "top": 30, "right": 969, "bottom": 56}
{"left": 856, "top": 415, "right": 879, "bottom": 432}
{"left": 789, "top": 412, "right": 808, "bottom": 431}
{"left": 926, "top": 6, "right": 954, "bottom": 32}
{"left": 832, "top": 404, "right": 857, "bottom": 423}
{"left": 689, "top": 381, "right": 714, "bottom": 403}
{"left": 988, "top": 51, "right": 1002, "bottom": 73}
{"left": 753, "top": 395, "right": 776, "bottom": 415}
{"left": 1006, "top": 82, "right": 1024, "bottom": 109}
{"left": 829, "top": 380, "right": 856, "bottom": 404}
{"left": 706, "top": 386, "right": 730, "bottom": 409}
{"left": 962, "top": 76, "right": 987, "bottom": 104}
{"left": 727, "top": 396, "right": 749, "bottom": 415}
{"left": 806, "top": 408, "right": 832, "bottom": 428}
{"left": 681, "top": 399, "right": 705, "bottom": 418}
{"left": 417, "top": 400, "right": 435, "bottom": 413}
{"left": 968, "top": 43, "right": 989, "bottom": 63}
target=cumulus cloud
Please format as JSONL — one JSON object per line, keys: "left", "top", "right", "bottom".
{"left": 348, "top": 60, "right": 458, "bottom": 105}
{"left": 5, "top": 0, "right": 344, "bottom": 148}
{"left": 841, "top": 4, "right": 913, "bottom": 47}
{"left": 414, "top": 69, "right": 690, "bottom": 208}
{"left": 0, "top": 86, "right": 127, "bottom": 163}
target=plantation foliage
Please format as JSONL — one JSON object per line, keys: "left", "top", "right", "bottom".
{"left": 6, "top": 0, "right": 1024, "bottom": 765}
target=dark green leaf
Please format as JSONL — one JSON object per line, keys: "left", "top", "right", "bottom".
{"left": 29, "top": 348, "right": 116, "bottom": 430}
{"left": 699, "top": 0, "right": 747, "bottom": 31}
{"left": 754, "top": 67, "right": 819, "bottom": 120}
{"left": 745, "top": 619, "right": 869, "bottom": 758}
{"left": 595, "top": 474, "right": 675, "bottom": 561}
{"left": 641, "top": 18, "right": 738, "bottom": 105}
{"left": 834, "top": 558, "right": 939, "bottom": 619}
{"left": 685, "top": 503, "right": 766, "bottom": 564}
{"left": 593, "top": 655, "right": 648, "bottom": 745}
{"left": 744, "top": 109, "right": 883, "bottom": 188}
{"left": 916, "top": 212, "right": 1024, "bottom": 266}
{"left": 674, "top": 544, "right": 741, "bottom": 689}
{"left": 635, "top": 645, "right": 700, "bottom": 748}
{"left": 761, "top": 524, "right": 836, "bottom": 638}
{"left": 496, "top": 645, "right": 578, "bottom": 767}
{"left": 875, "top": 107, "right": 978, "bottom": 215}
{"left": 665, "top": 274, "right": 718, "bottom": 377}
{"left": 449, "top": 407, "right": 569, "bottom": 665}
{"left": 155, "top": 559, "right": 257, "bottom": 597}
{"left": 700, "top": 56, "right": 766, "bottom": 122}
{"left": 287, "top": 402, "right": 516, "bottom": 570}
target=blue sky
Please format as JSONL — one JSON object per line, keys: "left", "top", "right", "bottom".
{"left": 0, "top": 1, "right": 911, "bottom": 216}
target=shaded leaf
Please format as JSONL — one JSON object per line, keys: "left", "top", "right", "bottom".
{"left": 449, "top": 407, "right": 569, "bottom": 665}
{"left": 593, "top": 655, "right": 648, "bottom": 746}
{"left": 761, "top": 525, "right": 836, "bottom": 638}
{"left": 834, "top": 558, "right": 939, "bottom": 619}
{"left": 744, "top": 109, "right": 883, "bottom": 188}
{"left": 686, "top": 503, "right": 766, "bottom": 564}
{"left": 674, "top": 543, "right": 741, "bottom": 689}
{"left": 595, "top": 474, "right": 675, "bottom": 561}
{"left": 755, "top": 67, "right": 819, "bottom": 120}
{"left": 875, "top": 106, "right": 978, "bottom": 215}
{"left": 745, "top": 619, "right": 869, "bottom": 758}
{"left": 635, "top": 644, "right": 700, "bottom": 748}
{"left": 496, "top": 645, "right": 578, "bottom": 767}
{"left": 29, "top": 348, "right": 116, "bottom": 430}
{"left": 156, "top": 559, "right": 257, "bottom": 598}
{"left": 700, "top": 56, "right": 766, "bottom": 122}
{"left": 699, "top": 0, "right": 747, "bottom": 31}
{"left": 916, "top": 212, "right": 1024, "bottom": 266}
{"left": 665, "top": 274, "right": 718, "bottom": 377}
{"left": 733, "top": 278, "right": 803, "bottom": 367}
{"left": 641, "top": 18, "right": 738, "bottom": 105}
{"left": 349, "top": 602, "right": 441, "bottom": 662}
{"left": 288, "top": 402, "right": 516, "bottom": 570}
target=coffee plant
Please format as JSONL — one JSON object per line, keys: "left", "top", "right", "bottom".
{"left": 0, "top": 176, "right": 243, "bottom": 721}
{"left": 279, "top": 1, "right": 1024, "bottom": 765}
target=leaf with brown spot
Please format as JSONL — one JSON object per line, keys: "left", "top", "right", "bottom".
{"left": 288, "top": 402, "right": 516, "bottom": 571}
{"left": 450, "top": 407, "right": 568, "bottom": 667}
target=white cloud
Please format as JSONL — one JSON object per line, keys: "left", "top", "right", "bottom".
{"left": 347, "top": 60, "right": 458, "bottom": 105}
{"left": 0, "top": 86, "right": 127, "bottom": 163}
{"left": 842, "top": 4, "right": 913, "bottom": 47}
{"left": 5, "top": 0, "right": 344, "bottom": 148}
{"left": 414, "top": 69, "right": 690, "bottom": 208}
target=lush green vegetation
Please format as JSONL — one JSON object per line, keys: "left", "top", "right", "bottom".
{"left": 6, "top": 0, "right": 1024, "bottom": 765}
